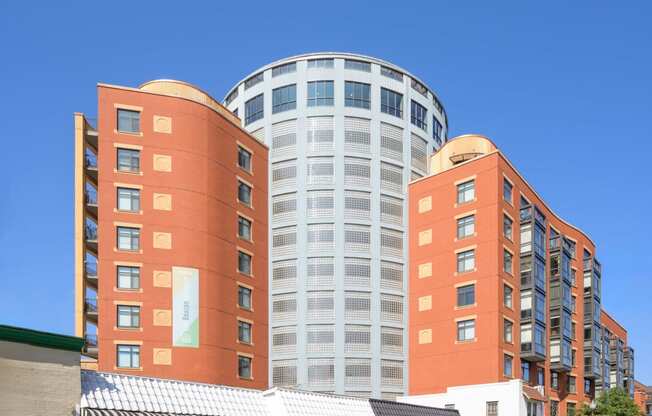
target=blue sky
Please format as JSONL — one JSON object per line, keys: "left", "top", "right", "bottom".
{"left": 0, "top": 1, "right": 650, "bottom": 382}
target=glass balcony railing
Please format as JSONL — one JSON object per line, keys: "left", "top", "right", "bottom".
{"left": 85, "top": 150, "right": 97, "bottom": 169}
{"left": 85, "top": 261, "right": 97, "bottom": 277}
{"left": 85, "top": 334, "right": 98, "bottom": 348}
{"left": 85, "top": 298, "right": 97, "bottom": 313}
{"left": 85, "top": 225, "right": 97, "bottom": 241}
{"left": 85, "top": 189, "right": 97, "bottom": 206}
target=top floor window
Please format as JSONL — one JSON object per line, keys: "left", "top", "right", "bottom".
{"left": 433, "top": 116, "right": 443, "bottom": 142}
{"left": 411, "top": 100, "right": 427, "bottom": 130}
{"left": 117, "top": 109, "right": 140, "bottom": 133}
{"left": 307, "top": 58, "right": 334, "bottom": 69}
{"left": 411, "top": 79, "right": 428, "bottom": 97}
{"left": 225, "top": 89, "right": 239, "bottom": 106}
{"left": 381, "top": 66, "right": 403, "bottom": 81}
{"left": 344, "top": 59, "right": 371, "bottom": 72}
{"left": 245, "top": 94, "right": 264, "bottom": 125}
{"left": 380, "top": 88, "right": 403, "bottom": 118}
{"left": 244, "top": 72, "right": 263, "bottom": 90}
{"left": 272, "top": 62, "right": 296, "bottom": 77}
{"left": 238, "top": 146, "right": 252, "bottom": 172}
{"left": 504, "top": 179, "right": 513, "bottom": 203}
{"left": 345, "top": 81, "right": 370, "bottom": 109}
{"left": 272, "top": 84, "right": 296, "bottom": 114}
{"left": 457, "top": 180, "right": 475, "bottom": 204}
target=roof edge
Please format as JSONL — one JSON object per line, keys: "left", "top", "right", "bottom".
{"left": 0, "top": 324, "right": 84, "bottom": 352}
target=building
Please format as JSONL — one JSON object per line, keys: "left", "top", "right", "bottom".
{"left": 404, "top": 135, "right": 635, "bottom": 415}
{"left": 78, "top": 370, "right": 460, "bottom": 416}
{"left": 0, "top": 324, "right": 84, "bottom": 416}
{"left": 599, "top": 310, "right": 633, "bottom": 396}
{"left": 74, "top": 80, "right": 269, "bottom": 388}
{"left": 633, "top": 381, "right": 651, "bottom": 415}
{"left": 223, "top": 52, "right": 448, "bottom": 398}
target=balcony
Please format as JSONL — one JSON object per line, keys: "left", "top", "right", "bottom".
{"left": 85, "top": 221, "right": 98, "bottom": 253}
{"left": 521, "top": 342, "right": 546, "bottom": 362}
{"left": 85, "top": 185, "right": 98, "bottom": 218}
{"left": 85, "top": 261, "right": 98, "bottom": 288}
{"left": 85, "top": 148, "right": 98, "bottom": 182}
{"left": 83, "top": 334, "right": 98, "bottom": 358}
{"left": 85, "top": 297, "right": 98, "bottom": 323}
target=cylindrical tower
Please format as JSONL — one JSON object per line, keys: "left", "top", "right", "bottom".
{"left": 224, "top": 52, "right": 448, "bottom": 399}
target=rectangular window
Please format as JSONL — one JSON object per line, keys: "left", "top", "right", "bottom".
{"left": 244, "top": 72, "right": 263, "bottom": 90}
{"left": 411, "top": 79, "right": 428, "bottom": 97}
{"left": 521, "top": 361, "right": 530, "bottom": 382}
{"left": 380, "top": 88, "right": 403, "bottom": 118}
{"left": 457, "top": 180, "right": 475, "bottom": 204}
{"left": 411, "top": 100, "right": 427, "bottom": 130}
{"left": 238, "top": 216, "right": 252, "bottom": 241}
{"left": 117, "top": 266, "right": 140, "bottom": 289}
{"left": 272, "top": 62, "right": 296, "bottom": 77}
{"left": 238, "top": 355, "right": 252, "bottom": 378}
{"left": 457, "top": 250, "right": 475, "bottom": 273}
{"left": 504, "top": 215, "right": 513, "bottom": 240}
{"left": 504, "top": 354, "right": 513, "bottom": 377}
{"left": 307, "top": 58, "right": 334, "bottom": 68}
{"left": 238, "top": 146, "right": 252, "bottom": 172}
{"left": 307, "top": 81, "right": 334, "bottom": 107}
{"left": 537, "top": 368, "right": 544, "bottom": 386}
{"left": 504, "top": 250, "right": 513, "bottom": 274}
{"left": 116, "top": 344, "right": 140, "bottom": 368}
{"left": 238, "top": 251, "right": 252, "bottom": 275}
{"left": 117, "top": 187, "right": 140, "bottom": 212}
{"left": 117, "top": 305, "right": 140, "bottom": 328}
{"left": 344, "top": 59, "right": 371, "bottom": 72}
{"left": 457, "top": 215, "right": 475, "bottom": 239}
{"left": 457, "top": 319, "right": 475, "bottom": 341}
{"left": 244, "top": 94, "right": 264, "bottom": 125}
{"left": 117, "top": 109, "right": 140, "bottom": 133}
{"left": 551, "top": 371, "right": 559, "bottom": 389}
{"left": 456, "top": 284, "right": 475, "bottom": 307}
{"left": 567, "top": 403, "right": 576, "bottom": 416}
{"left": 504, "top": 319, "right": 513, "bottom": 343}
{"left": 486, "top": 401, "right": 498, "bottom": 416}
{"left": 380, "top": 66, "right": 403, "bottom": 81}
{"left": 344, "top": 81, "right": 371, "bottom": 109}
{"left": 503, "top": 179, "right": 513, "bottom": 203}
{"left": 117, "top": 226, "right": 139, "bottom": 251}
{"left": 504, "top": 285, "right": 513, "bottom": 308}
{"left": 238, "top": 286, "right": 252, "bottom": 310}
{"left": 238, "top": 321, "right": 252, "bottom": 344}
{"left": 433, "top": 116, "right": 443, "bottom": 142}
{"left": 568, "top": 375, "right": 576, "bottom": 393}
{"left": 238, "top": 180, "right": 252, "bottom": 205}
{"left": 117, "top": 148, "right": 140, "bottom": 172}
{"left": 272, "top": 84, "right": 297, "bottom": 113}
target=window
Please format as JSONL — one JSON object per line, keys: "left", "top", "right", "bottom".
{"left": 117, "top": 187, "right": 140, "bottom": 212}
{"left": 504, "top": 215, "right": 513, "bottom": 240}
{"left": 486, "top": 401, "right": 498, "bottom": 416}
{"left": 411, "top": 79, "right": 428, "bottom": 97}
{"left": 410, "top": 100, "right": 427, "bottom": 130}
{"left": 344, "top": 59, "right": 371, "bottom": 72}
{"left": 244, "top": 94, "right": 264, "bottom": 125}
{"left": 307, "top": 81, "right": 334, "bottom": 106}
{"left": 537, "top": 368, "right": 544, "bottom": 386}
{"left": 457, "top": 250, "right": 475, "bottom": 273}
{"left": 457, "top": 319, "right": 475, "bottom": 341}
{"left": 238, "top": 251, "right": 252, "bottom": 275}
{"left": 567, "top": 403, "right": 576, "bottom": 416}
{"left": 551, "top": 371, "right": 559, "bottom": 389}
{"left": 568, "top": 375, "right": 576, "bottom": 393}
{"left": 238, "top": 180, "right": 252, "bottom": 205}
{"left": 584, "top": 378, "right": 591, "bottom": 394}
{"left": 433, "top": 116, "right": 443, "bottom": 142}
{"left": 117, "top": 227, "right": 140, "bottom": 251}
{"left": 344, "top": 81, "right": 371, "bottom": 109}
{"left": 457, "top": 180, "right": 475, "bottom": 204}
{"left": 380, "top": 88, "right": 403, "bottom": 118}
{"left": 238, "top": 286, "right": 252, "bottom": 310}
{"left": 238, "top": 355, "right": 252, "bottom": 378}
{"left": 117, "top": 305, "right": 140, "bottom": 328}
{"left": 504, "top": 285, "right": 513, "bottom": 308}
{"left": 117, "top": 345, "right": 140, "bottom": 368}
{"left": 117, "top": 148, "right": 140, "bottom": 172}
{"left": 117, "top": 109, "right": 140, "bottom": 133}
{"left": 307, "top": 58, "right": 334, "bottom": 68}
{"left": 244, "top": 72, "right": 263, "bottom": 90}
{"left": 238, "top": 321, "right": 252, "bottom": 344}
{"left": 503, "top": 179, "right": 513, "bottom": 203}
{"left": 504, "top": 319, "right": 513, "bottom": 343}
{"left": 521, "top": 361, "right": 530, "bottom": 382}
{"left": 238, "top": 216, "right": 252, "bottom": 240}
{"left": 504, "top": 250, "right": 513, "bottom": 274}
{"left": 272, "top": 62, "right": 296, "bottom": 77}
{"left": 225, "top": 89, "right": 238, "bottom": 106}
{"left": 272, "top": 84, "right": 296, "bottom": 113}
{"left": 117, "top": 266, "right": 140, "bottom": 289}
{"left": 381, "top": 66, "right": 403, "bottom": 81}
{"left": 457, "top": 215, "right": 475, "bottom": 239}
{"left": 504, "top": 354, "right": 513, "bottom": 377}
{"left": 550, "top": 400, "right": 559, "bottom": 416}
{"left": 238, "top": 146, "right": 252, "bottom": 171}
{"left": 457, "top": 284, "right": 475, "bottom": 307}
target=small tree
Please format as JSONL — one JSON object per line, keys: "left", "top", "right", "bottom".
{"left": 578, "top": 388, "right": 643, "bottom": 416}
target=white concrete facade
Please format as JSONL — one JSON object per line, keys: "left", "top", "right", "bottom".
{"left": 224, "top": 52, "right": 448, "bottom": 398}
{"left": 399, "top": 379, "right": 545, "bottom": 416}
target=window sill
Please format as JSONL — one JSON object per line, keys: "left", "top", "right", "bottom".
{"left": 114, "top": 169, "right": 144, "bottom": 176}
{"left": 114, "top": 208, "right": 143, "bottom": 215}
{"left": 455, "top": 304, "right": 477, "bottom": 311}
{"left": 114, "top": 248, "right": 143, "bottom": 254}
{"left": 455, "top": 338, "right": 477, "bottom": 345}
{"left": 114, "top": 327, "right": 143, "bottom": 332}
{"left": 114, "top": 129, "right": 143, "bottom": 137}
{"left": 237, "top": 164, "right": 254, "bottom": 176}
{"left": 236, "top": 304, "right": 254, "bottom": 313}
{"left": 114, "top": 366, "right": 143, "bottom": 371}
{"left": 454, "top": 269, "right": 477, "bottom": 276}
{"left": 238, "top": 375, "right": 254, "bottom": 381}
{"left": 114, "top": 288, "right": 143, "bottom": 293}
{"left": 237, "top": 340, "right": 254, "bottom": 346}
{"left": 237, "top": 271, "right": 254, "bottom": 278}
{"left": 454, "top": 199, "right": 476, "bottom": 208}
{"left": 454, "top": 233, "right": 477, "bottom": 242}
{"left": 237, "top": 235, "right": 254, "bottom": 244}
